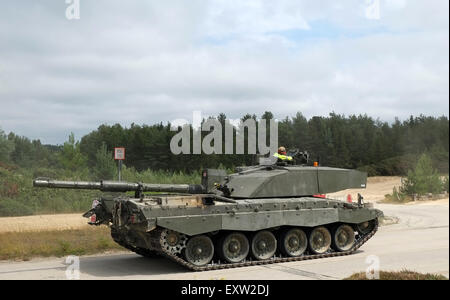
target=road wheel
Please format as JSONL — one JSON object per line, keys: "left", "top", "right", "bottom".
{"left": 184, "top": 235, "right": 214, "bottom": 266}
{"left": 308, "top": 227, "right": 331, "bottom": 254}
{"left": 218, "top": 232, "right": 249, "bottom": 263}
{"left": 279, "top": 228, "right": 308, "bottom": 257}
{"left": 251, "top": 231, "right": 277, "bottom": 260}
{"left": 332, "top": 224, "right": 355, "bottom": 252}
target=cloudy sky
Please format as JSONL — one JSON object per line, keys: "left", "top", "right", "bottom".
{"left": 0, "top": 0, "right": 448, "bottom": 144}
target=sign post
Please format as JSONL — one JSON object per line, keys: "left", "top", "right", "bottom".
{"left": 114, "top": 147, "right": 125, "bottom": 181}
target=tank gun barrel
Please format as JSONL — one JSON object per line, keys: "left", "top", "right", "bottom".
{"left": 33, "top": 178, "right": 205, "bottom": 194}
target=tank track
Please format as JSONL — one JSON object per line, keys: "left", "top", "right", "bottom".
{"left": 111, "top": 228, "right": 158, "bottom": 258}
{"left": 146, "top": 221, "right": 379, "bottom": 272}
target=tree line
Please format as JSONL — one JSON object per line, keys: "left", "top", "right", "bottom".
{"left": 0, "top": 112, "right": 449, "bottom": 178}
{"left": 0, "top": 112, "right": 448, "bottom": 216}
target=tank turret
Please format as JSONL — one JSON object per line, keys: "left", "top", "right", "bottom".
{"left": 34, "top": 164, "right": 367, "bottom": 200}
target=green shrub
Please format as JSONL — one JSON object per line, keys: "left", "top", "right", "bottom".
{"left": 383, "top": 153, "right": 448, "bottom": 203}
{"left": 383, "top": 187, "right": 412, "bottom": 204}
{"left": 92, "top": 143, "right": 117, "bottom": 180}
{"left": 400, "top": 154, "right": 444, "bottom": 196}
{"left": 0, "top": 199, "right": 34, "bottom": 217}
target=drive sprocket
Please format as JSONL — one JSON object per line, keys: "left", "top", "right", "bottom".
{"left": 160, "top": 229, "right": 188, "bottom": 255}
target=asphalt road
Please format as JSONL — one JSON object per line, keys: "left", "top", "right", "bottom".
{"left": 0, "top": 201, "right": 448, "bottom": 280}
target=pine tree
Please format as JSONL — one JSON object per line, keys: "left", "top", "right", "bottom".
{"left": 93, "top": 143, "right": 117, "bottom": 180}
{"left": 58, "top": 133, "right": 88, "bottom": 172}
{"left": 0, "top": 128, "right": 14, "bottom": 163}
{"left": 400, "top": 153, "right": 443, "bottom": 195}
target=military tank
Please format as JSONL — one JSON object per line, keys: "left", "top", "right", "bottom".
{"left": 33, "top": 155, "right": 382, "bottom": 271}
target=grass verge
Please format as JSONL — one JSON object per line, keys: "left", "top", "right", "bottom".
{"left": 344, "top": 270, "right": 448, "bottom": 280}
{"left": 0, "top": 226, "right": 125, "bottom": 261}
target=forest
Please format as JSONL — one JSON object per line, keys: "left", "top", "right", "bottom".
{"left": 0, "top": 112, "right": 448, "bottom": 216}
{"left": 2, "top": 112, "right": 449, "bottom": 175}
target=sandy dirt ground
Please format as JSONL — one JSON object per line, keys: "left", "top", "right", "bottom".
{"left": 0, "top": 214, "right": 90, "bottom": 233}
{"left": 328, "top": 176, "right": 403, "bottom": 203}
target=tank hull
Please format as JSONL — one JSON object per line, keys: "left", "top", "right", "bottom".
{"left": 112, "top": 195, "right": 381, "bottom": 234}
{"left": 104, "top": 194, "right": 382, "bottom": 270}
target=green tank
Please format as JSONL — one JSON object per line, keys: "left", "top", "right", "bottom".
{"left": 33, "top": 158, "right": 383, "bottom": 271}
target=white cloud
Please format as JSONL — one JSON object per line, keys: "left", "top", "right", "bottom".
{"left": 0, "top": 0, "right": 448, "bottom": 144}
{"left": 204, "top": 0, "right": 310, "bottom": 37}
{"left": 385, "top": 0, "right": 407, "bottom": 10}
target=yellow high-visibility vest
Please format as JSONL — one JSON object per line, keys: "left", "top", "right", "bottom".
{"left": 273, "top": 153, "right": 293, "bottom": 161}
